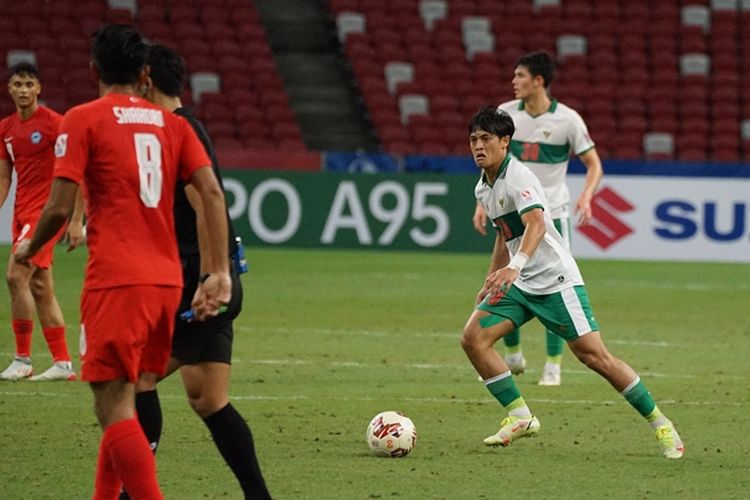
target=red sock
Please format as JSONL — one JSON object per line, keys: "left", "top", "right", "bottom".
{"left": 93, "top": 434, "right": 122, "bottom": 500}
{"left": 103, "top": 419, "right": 162, "bottom": 500}
{"left": 12, "top": 319, "right": 33, "bottom": 358}
{"left": 42, "top": 326, "right": 70, "bottom": 362}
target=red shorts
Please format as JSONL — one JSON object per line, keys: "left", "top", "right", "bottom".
{"left": 80, "top": 285, "right": 182, "bottom": 383}
{"left": 12, "top": 216, "right": 65, "bottom": 269}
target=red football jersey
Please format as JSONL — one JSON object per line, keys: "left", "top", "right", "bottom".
{"left": 0, "top": 106, "right": 63, "bottom": 220}
{"left": 53, "top": 93, "right": 210, "bottom": 290}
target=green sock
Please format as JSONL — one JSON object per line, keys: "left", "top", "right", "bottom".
{"left": 622, "top": 378, "right": 656, "bottom": 417}
{"left": 486, "top": 372, "right": 529, "bottom": 412}
{"left": 503, "top": 328, "right": 521, "bottom": 350}
{"left": 545, "top": 330, "right": 564, "bottom": 359}
{"left": 546, "top": 354, "right": 562, "bottom": 365}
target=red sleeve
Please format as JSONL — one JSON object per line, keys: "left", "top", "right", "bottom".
{"left": 51, "top": 110, "right": 63, "bottom": 131}
{"left": 177, "top": 117, "right": 211, "bottom": 181}
{"left": 0, "top": 118, "right": 9, "bottom": 162}
{"left": 53, "top": 108, "right": 89, "bottom": 184}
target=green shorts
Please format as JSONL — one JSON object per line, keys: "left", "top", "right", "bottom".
{"left": 477, "top": 285, "right": 599, "bottom": 341}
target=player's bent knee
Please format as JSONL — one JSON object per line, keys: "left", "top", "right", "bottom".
{"left": 187, "top": 393, "right": 226, "bottom": 418}
{"left": 6, "top": 270, "right": 26, "bottom": 291}
{"left": 136, "top": 372, "right": 158, "bottom": 392}
{"left": 29, "top": 278, "right": 51, "bottom": 300}
{"left": 460, "top": 321, "right": 487, "bottom": 353}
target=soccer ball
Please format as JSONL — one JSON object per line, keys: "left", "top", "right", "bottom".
{"left": 365, "top": 411, "right": 417, "bottom": 457}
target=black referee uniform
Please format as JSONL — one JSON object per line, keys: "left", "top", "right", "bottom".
{"left": 171, "top": 107, "right": 243, "bottom": 364}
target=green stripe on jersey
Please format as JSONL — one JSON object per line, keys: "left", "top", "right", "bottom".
{"left": 493, "top": 211, "right": 525, "bottom": 240}
{"left": 510, "top": 140, "right": 570, "bottom": 164}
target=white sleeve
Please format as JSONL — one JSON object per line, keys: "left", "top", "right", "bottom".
{"left": 567, "top": 109, "right": 596, "bottom": 156}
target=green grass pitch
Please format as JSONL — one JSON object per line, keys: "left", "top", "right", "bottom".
{"left": 0, "top": 245, "right": 748, "bottom": 499}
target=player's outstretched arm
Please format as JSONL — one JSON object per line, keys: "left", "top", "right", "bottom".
{"left": 64, "top": 187, "right": 86, "bottom": 251}
{"left": 472, "top": 201, "right": 488, "bottom": 236}
{"left": 187, "top": 167, "right": 231, "bottom": 320}
{"left": 15, "top": 177, "right": 78, "bottom": 264}
{"left": 486, "top": 208, "right": 545, "bottom": 294}
{"left": 478, "top": 231, "right": 510, "bottom": 304}
{"left": 575, "top": 148, "right": 603, "bottom": 226}
{"left": 0, "top": 159, "right": 11, "bottom": 208}
{"left": 183, "top": 183, "right": 212, "bottom": 273}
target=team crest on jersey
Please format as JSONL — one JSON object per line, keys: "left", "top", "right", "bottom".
{"left": 498, "top": 196, "right": 504, "bottom": 208}
{"left": 30, "top": 131, "right": 42, "bottom": 144}
{"left": 54, "top": 134, "right": 68, "bottom": 157}
{"left": 542, "top": 129, "right": 551, "bottom": 139}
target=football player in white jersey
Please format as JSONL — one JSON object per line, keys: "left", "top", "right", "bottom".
{"left": 462, "top": 106, "right": 682, "bottom": 458}
{"left": 472, "top": 52, "right": 604, "bottom": 386}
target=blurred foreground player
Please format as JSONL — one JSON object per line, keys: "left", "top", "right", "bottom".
{"left": 0, "top": 62, "right": 75, "bottom": 381}
{"left": 119, "top": 44, "right": 271, "bottom": 500}
{"left": 15, "top": 25, "right": 231, "bottom": 498}
{"left": 462, "top": 106, "right": 682, "bottom": 459}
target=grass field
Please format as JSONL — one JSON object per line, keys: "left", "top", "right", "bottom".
{"left": 0, "top": 245, "right": 748, "bottom": 499}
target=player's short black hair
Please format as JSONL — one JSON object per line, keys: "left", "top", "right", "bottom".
{"left": 91, "top": 24, "right": 148, "bottom": 85}
{"left": 146, "top": 44, "right": 186, "bottom": 97}
{"left": 7, "top": 62, "right": 40, "bottom": 82}
{"left": 516, "top": 51, "right": 555, "bottom": 88}
{"left": 469, "top": 106, "right": 515, "bottom": 139}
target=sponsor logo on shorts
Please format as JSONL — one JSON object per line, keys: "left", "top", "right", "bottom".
{"left": 79, "top": 324, "right": 87, "bottom": 356}
{"left": 16, "top": 223, "right": 31, "bottom": 243}
{"left": 577, "top": 187, "right": 634, "bottom": 250}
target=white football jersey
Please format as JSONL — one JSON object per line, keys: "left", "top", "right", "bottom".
{"left": 497, "top": 99, "right": 595, "bottom": 218}
{"left": 475, "top": 154, "right": 584, "bottom": 294}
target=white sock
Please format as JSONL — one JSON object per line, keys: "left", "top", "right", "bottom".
{"left": 506, "top": 352, "right": 524, "bottom": 364}
{"left": 509, "top": 406, "right": 532, "bottom": 418}
{"left": 543, "top": 362, "right": 560, "bottom": 375}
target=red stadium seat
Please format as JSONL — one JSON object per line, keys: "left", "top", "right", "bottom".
{"left": 649, "top": 117, "right": 679, "bottom": 135}
{"left": 677, "top": 148, "right": 707, "bottom": 162}
{"left": 680, "top": 119, "right": 710, "bottom": 137}
{"left": 328, "top": 0, "right": 359, "bottom": 14}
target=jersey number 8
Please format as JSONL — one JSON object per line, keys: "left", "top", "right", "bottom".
{"left": 134, "top": 133, "right": 163, "bottom": 208}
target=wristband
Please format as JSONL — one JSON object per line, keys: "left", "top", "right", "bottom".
{"left": 508, "top": 251, "right": 529, "bottom": 273}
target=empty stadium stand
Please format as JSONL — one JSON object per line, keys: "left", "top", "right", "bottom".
{"left": 0, "top": 0, "right": 748, "bottom": 162}
{"left": 331, "top": 0, "right": 750, "bottom": 162}
{"left": 0, "top": 0, "right": 306, "bottom": 153}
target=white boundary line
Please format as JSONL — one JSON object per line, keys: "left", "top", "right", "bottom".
{"left": 236, "top": 326, "right": 730, "bottom": 349}
{"left": 0, "top": 390, "right": 741, "bottom": 407}
{"left": 240, "top": 358, "right": 746, "bottom": 381}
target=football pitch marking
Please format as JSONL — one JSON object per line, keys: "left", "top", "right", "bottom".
{"left": 0, "top": 390, "right": 742, "bottom": 407}
{"left": 599, "top": 279, "right": 750, "bottom": 292}
{"left": 242, "top": 358, "right": 746, "bottom": 381}
{"left": 237, "top": 326, "right": 729, "bottom": 348}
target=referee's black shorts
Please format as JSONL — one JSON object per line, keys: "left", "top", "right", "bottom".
{"left": 172, "top": 254, "right": 243, "bottom": 365}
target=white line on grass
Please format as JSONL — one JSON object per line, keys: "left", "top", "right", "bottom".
{"left": 240, "top": 358, "right": 746, "bottom": 381}
{"left": 237, "top": 326, "right": 728, "bottom": 348}
{"left": 599, "top": 279, "right": 750, "bottom": 292}
{"left": 0, "top": 391, "right": 741, "bottom": 407}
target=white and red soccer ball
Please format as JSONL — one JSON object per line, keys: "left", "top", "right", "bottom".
{"left": 365, "top": 411, "right": 417, "bottom": 457}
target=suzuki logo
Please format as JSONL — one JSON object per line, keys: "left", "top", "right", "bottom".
{"left": 578, "top": 187, "right": 635, "bottom": 249}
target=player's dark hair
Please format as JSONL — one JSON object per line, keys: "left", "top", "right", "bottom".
{"left": 516, "top": 51, "right": 554, "bottom": 88}
{"left": 146, "top": 44, "right": 186, "bottom": 97}
{"left": 469, "top": 106, "right": 515, "bottom": 139}
{"left": 7, "top": 62, "right": 40, "bottom": 82}
{"left": 91, "top": 24, "right": 148, "bottom": 85}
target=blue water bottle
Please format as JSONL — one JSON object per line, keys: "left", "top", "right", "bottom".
{"left": 235, "top": 236, "right": 248, "bottom": 274}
